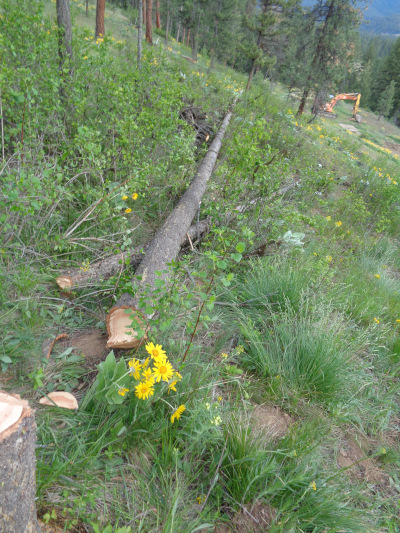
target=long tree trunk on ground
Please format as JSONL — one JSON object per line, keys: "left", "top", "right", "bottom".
{"left": 95, "top": 0, "right": 105, "bottom": 38}
{"left": 146, "top": 0, "right": 153, "bottom": 44}
{"left": 107, "top": 102, "right": 237, "bottom": 348}
{"left": 0, "top": 392, "right": 40, "bottom": 532}
{"left": 138, "top": 0, "right": 143, "bottom": 69}
{"left": 156, "top": 0, "right": 161, "bottom": 28}
{"left": 56, "top": 220, "right": 210, "bottom": 291}
{"left": 56, "top": 0, "right": 73, "bottom": 69}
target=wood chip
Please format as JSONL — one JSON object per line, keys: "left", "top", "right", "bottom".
{"left": 39, "top": 392, "right": 78, "bottom": 410}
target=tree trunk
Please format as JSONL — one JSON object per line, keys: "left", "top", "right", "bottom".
{"left": 296, "top": 0, "right": 336, "bottom": 116}
{"left": 0, "top": 392, "right": 40, "bottom": 533}
{"left": 138, "top": 0, "right": 143, "bottom": 69}
{"left": 176, "top": 21, "right": 181, "bottom": 42}
{"left": 182, "top": 27, "right": 186, "bottom": 44}
{"left": 165, "top": 7, "right": 170, "bottom": 43}
{"left": 56, "top": 220, "right": 210, "bottom": 291}
{"left": 210, "top": 16, "right": 219, "bottom": 69}
{"left": 95, "top": 0, "right": 105, "bottom": 38}
{"left": 146, "top": 0, "right": 153, "bottom": 44}
{"left": 143, "top": 0, "right": 146, "bottom": 23}
{"left": 156, "top": 0, "right": 161, "bottom": 28}
{"left": 86, "top": 0, "right": 89, "bottom": 17}
{"left": 107, "top": 101, "right": 236, "bottom": 349}
{"left": 246, "top": 60, "right": 256, "bottom": 91}
{"left": 186, "top": 28, "right": 190, "bottom": 46}
{"left": 56, "top": 0, "right": 73, "bottom": 68}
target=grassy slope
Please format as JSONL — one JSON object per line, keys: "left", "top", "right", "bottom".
{"left": 2, "top": 1, "right": 400, "bottom": 532}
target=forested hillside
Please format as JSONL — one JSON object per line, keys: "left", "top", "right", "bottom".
{"left": 1, "top": 0, "right": 400, "bottom": 532}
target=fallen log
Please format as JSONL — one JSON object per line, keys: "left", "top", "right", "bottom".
{"left": 0, "top": 392, "right": 40, "bottom": 532}
{"left": 107, "top": 101, "right": 236, "bottom": 348}
{"left": 56, "top": 219, "right": 210, "bottom": 291}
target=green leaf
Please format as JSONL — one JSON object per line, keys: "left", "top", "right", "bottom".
{"left": 236, "top": 242, "right": 246, "bottom": 253}
{"left": 217, "top": 260, "right": 227, "bottom": 269}
{"left": 231, "top": 253, "right": 242, "bottom": 262}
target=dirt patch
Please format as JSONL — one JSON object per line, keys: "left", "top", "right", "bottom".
{"left": 337, "top": 435, "right": 390, "bottom": 487}
{"left": 252, "top": 405, "right": 293, "bottom": 439}
{"left": 42, "top": 329, "right": 109, "bottom": 367}
{"left": 384, "top": 141, "right": 400, "bottom": 158}
{"left": 339, "top": 123, "right": 360, "bottom": 134}
{"left": 215, "top": 502, "right": 276, "bottom": 533}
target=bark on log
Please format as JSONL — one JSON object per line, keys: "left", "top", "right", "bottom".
{"left": 56, "top": 219, "right": 210, "bottom": 291}
{"left": 0, "top": 392, "right": 40, "bottom": 533}
{"left": 111, "top": 102, "right": 235, "bottom": 318}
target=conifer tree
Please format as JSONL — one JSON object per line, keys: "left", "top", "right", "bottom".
{"left": 296, "top": 0, "right": 366, "bottom": 116}
{"left": 377, "top": 80, "right": 396, "bottom": 120}
{"left": 95, "top": 0, "right": 105, "bottom": 38}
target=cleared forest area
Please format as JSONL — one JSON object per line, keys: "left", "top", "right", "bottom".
{"left": 1, "top": 0, "right": 400, "bottom": 532}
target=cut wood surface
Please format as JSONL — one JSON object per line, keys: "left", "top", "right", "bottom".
{"left": 0, "top": 392, "right": 40, "bottom": 532}
{"left": 107, "top": 102, "right": 236, "bottom": 347}
{"left": 56, "top": 219, "right": 210, "bottom": 291}
{"left": 39, "top": 391, "right": 78, "bottom": 410}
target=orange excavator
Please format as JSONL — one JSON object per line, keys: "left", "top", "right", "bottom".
{"left": 321, "top": 93, "right": 361, "bottom": 120}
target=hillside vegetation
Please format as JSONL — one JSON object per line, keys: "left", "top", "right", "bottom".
{"left": 1, "top": 0, "right": 400, "bottom": 532}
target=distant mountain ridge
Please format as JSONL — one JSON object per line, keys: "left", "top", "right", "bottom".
{"left": 302, "top": 0, "right": 400, "bottom": 34}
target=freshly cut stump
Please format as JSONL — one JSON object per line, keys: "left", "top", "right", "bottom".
{"left": 0, "top": 391, "right": 40, "bottom": 533}
{"left": 107, "top": 306, "right": 148, "bottom": 349}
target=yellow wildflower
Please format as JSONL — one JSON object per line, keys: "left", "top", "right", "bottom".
{"left": 118, "top": 387, "right": 129, "bottom": 397}
{"left": 145, "top": 342, "right": 166, "bottom": 361}
{"left": 171, "top": 404, "right": 186, "bottom": 423}
{"left": 83, "top": 56, "right": 88, "bottom": 60}
{"left": 152, "top": 359, "right": 174, "bottom": 382}
{"left": 174, "top": 371, "right": 183, "bottom": 380}
{"left": 374, "top": 317, "right": 380, "bottom": 324}
{"left": 218, "top": 396, "right": 222, "bottom": 402}
{"left": 335, "top": 221, "right": 342, "bottom": 227}
{"left": 396, "top": 319, "right": 400, "bottom": 324}
{"left": 132, "top": 193, "right": 138, "bottom": 200}
{"left": 122, "top": 195, "right": 128, "bottom": 200}
{"left": 125, "top": 208, "right": 132, "bottom": 213}
{"left": 135, "top": 380, "right": 154, "bottom": 400}
{"left": 168, "top": 381, "right": 177, "bottom": 393}
{"left": 142, "top": 367, "right": 153, "bottom": 381}
{"left": 221, "top": 352, "right": 228, "bottom": 359}
{"left": 326, "top": 255, "right": 333, "bottom": 262}
{"left": 374, "top": 274, "right": 381, "bottom": 279}
{"left": 310, "top": 481, "right": 317, "bottom": 491}
{"left": 326, "top": 216, "right": 331, "bottom": 221}
{"left": 128, "top": 358, "right": 141, "bottom": 380}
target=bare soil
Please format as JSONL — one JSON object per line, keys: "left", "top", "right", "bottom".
{"left": 338, "top": 123, "right": 360, "bottom": 134}
{"left": 384, "top": 141, "right": 400, "bottom": 158}
{"left": 215, "top": 502, "right": 276, "bottom": 533}
{"left": 42, "top": 329, "right": 109, "bottom": 367}
{"left": 337, "top": 434, "right": 391, "bottom": 487}
{"left": 252, "top": 404, "right": 293, "bottom": 439}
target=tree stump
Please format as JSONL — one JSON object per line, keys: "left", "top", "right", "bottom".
{"left": 0, "top": 392, "right": 40, "bottom": 533}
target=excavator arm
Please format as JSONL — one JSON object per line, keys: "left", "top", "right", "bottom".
{"left": 323, "top": 93, "right": 361, "bottom": 119}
